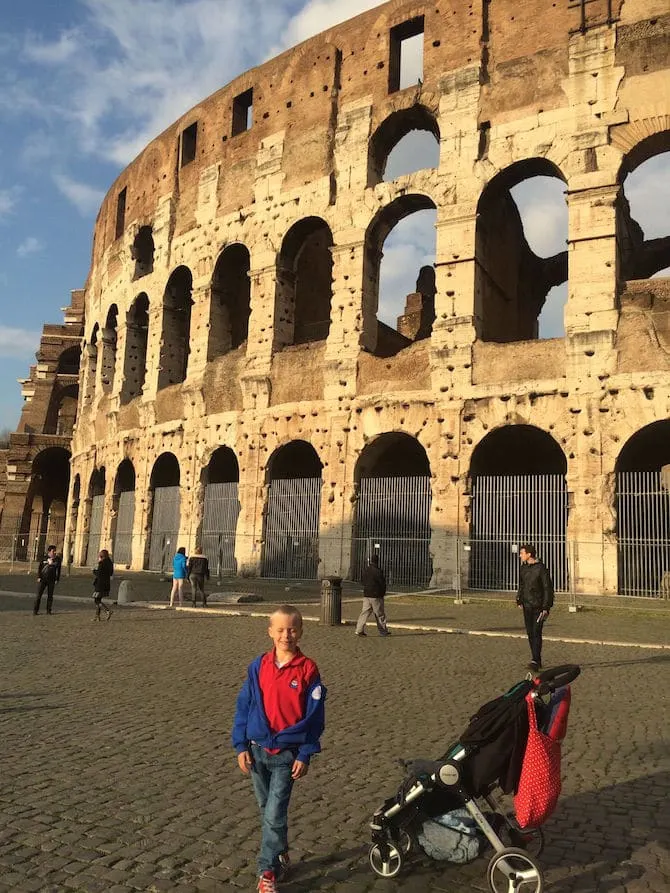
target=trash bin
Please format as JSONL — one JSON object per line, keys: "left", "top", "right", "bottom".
{"left": 320, "top": 576, "right": 342, "bottom": 626}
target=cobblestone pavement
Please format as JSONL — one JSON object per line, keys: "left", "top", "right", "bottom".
{"left": 0, "top": 596, "right": 668, "bottom": 893}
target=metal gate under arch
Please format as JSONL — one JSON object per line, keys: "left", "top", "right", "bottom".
{"left": 114, "top": 491, "right": 135, "bottom": 567}
{"left": 86, "top": 495, "right": 105, "bottom": 565}
{"left": 202, "top": 482, "right": 240, "bottom": 577}
{"left": 261, "top": 477, "right": 322, "bottom": 579}
{"left": 617, "top": 471, "right": 670, "bottom": 596}
{"left": 469, "top": 474, "right": 568, "bottom": 591}
{"left": 352, "top": 476, "right": 432, "bottom": 589}
{"left": 148, "top": 486, "right": 181, "bottom": 571}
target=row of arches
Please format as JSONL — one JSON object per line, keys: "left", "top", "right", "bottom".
{"left": 71, "top": 421, "right": 670, "bottom": 595}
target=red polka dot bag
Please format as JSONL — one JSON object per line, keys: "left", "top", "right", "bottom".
{"left": 514, "top": 684, "right": 571, "bottom": 828}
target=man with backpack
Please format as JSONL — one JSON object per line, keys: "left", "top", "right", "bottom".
{"left": 355, "top": 554, "right": 391, "bottom": 637}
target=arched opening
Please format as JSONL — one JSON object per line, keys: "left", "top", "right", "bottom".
{"left": 475, "top": 160, "right": 568, "bottom": 342}
{"left": 112, "top": 459, "right": 136, "bottom": 567}
{"left": 57, "top": 345, "right": 81, "bottom": 375}
{"left": 17, "top": 447, "right": 71, "bottom": 562}
{"left": 121, "top": 293, "right": 149, "bottom": 405}
{"left": 44, "top": 384, "right": 78, "bottom": 436}
{"left": 131, "top": 225, "right": 155, "bottom": 279}
{"left": 364, "top": 195, "right": 437, "bottom": 357}
{"left": 86, "top": 467, "right": 106, "bottom": 565}
{"left": 275, "top": 218, "right": 333, "bottom": 347}
{"left": 468, "top": 425, "right": 568, "bottom": 591}
{"left": 618, "top": 135, "right": 670, "bottom": 281}
{"left": 615, "top": 420, "right": 670, "bottom": 596}
{"left": 352, "top": 432, "right": 432, "bottom": 587}
{"left": 147, "top": 452, "right": 181, "bottom": 571}
{"left": 100, "top": 305, "right": 118, "bottom": 392}
{"left": 368, "top": 105, "right": 440, "bottom": 185}
{"left": 201, "top": 447, "right": 240, "bottom": 577}
{"left": 67, "top": 473, "right": 81, "bottom": 564}
{"left": 208, "top": 244, "right": 251, "bottom": 360}
{"left": 158, "top": 267, "right": 193, "bottom": 390}
{"left": 261, "top": 441, "right": 323, "bottom": 579}
{"left": 84, "top": 324, "right": 99, "bottom": 403}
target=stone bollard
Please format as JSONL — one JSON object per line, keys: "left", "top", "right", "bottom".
{"left": 320, "top": 576, "right": 342, "bottom": 626}
{"left": 117, "top": 580, "right": 134, "bottom": 605}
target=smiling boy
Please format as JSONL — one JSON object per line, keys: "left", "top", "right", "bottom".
{"left": 232, "top": 606, "right": 326, "bottom": 893}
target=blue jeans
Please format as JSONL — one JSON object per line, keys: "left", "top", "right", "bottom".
{"left": 250, "top": 743, "right": 295, "bottom": 874}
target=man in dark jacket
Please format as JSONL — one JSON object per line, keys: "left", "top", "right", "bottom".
{"left": 33, "top": 545, "right": 61, "bottom": 615}
{"left": 355, "top": 554, "right": 390, "bottom": 637}
{"left": 516, "top": 544, "right": 554, "bottom": 672}
{"left": 187, "top": 546, "right": 210, "bottom": 607}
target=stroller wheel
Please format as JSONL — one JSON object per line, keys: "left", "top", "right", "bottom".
{"left": 369, "top": 842, "right": 403, "bottom": 878}
{"left": 396, "top": 829, "right": 413, "bottom": 855}
{"left": 487, "top": 846, "right": 544, "bottom": 893}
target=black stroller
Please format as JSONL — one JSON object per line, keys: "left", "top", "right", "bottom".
{"left": 368, "top": 665, "right": 580, "bottom": 892}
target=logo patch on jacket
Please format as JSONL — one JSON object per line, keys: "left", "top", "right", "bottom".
{"left": 290, "top": 679, "right": 299, "bottom": 689}
{"left": 311, "top": 685, "right": 322, "bottom": 700}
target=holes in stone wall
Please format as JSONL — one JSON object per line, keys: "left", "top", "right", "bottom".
{"left": 115, "top": 187, "right": 127, "bottom": 240}
{"left": 100, "top": 304, "right": 118, "bottom": 392}
{"left": 121, "top": 293, "right": 149, "bottom": 406}
{"left": 131, "top": 226, "right": 155, "bottom": 279}
{"left": 84, "top": 324, "right": 98, "bottom": 404}
{"left": 389, "top": 16, "right": 424, "bottom": 93}
{"left": 158, "top": 267, "right": 193, "bottom": 390}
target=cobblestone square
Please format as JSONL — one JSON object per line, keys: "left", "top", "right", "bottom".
{"left": 0, "top": 596, "right": 668, "bottom": 892}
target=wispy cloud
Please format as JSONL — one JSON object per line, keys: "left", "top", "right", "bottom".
{"left": 0, "top": 326, "right": 40, "bottom": 358}
{"left": 0, "top": 189, "right": 16, "bottom": 219}
{"left": 24, "top": 29, "right": 81, "bottom": 64}
{"left": 16, "top": 236, "right": 44, "bottom": 258}
{"left": 511, "top": 177, "right": 568, "bottom": 258}
{"left": 53, "top": 173, "right": 104, "bottom": 216}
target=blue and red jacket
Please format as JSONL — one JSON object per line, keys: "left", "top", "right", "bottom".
{"left": 231, "top": 650, "right": 326, "bottom": 765}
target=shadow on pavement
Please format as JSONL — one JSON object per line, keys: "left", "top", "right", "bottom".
{"left": 580, "top": 653, "right": 670, "bottom": 670}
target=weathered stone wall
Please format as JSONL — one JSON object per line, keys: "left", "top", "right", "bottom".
{"left": 65, "top": 0, "right": 670, "bottom": 593}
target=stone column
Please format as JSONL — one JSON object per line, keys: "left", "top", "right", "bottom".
{"left": 318, "top": 414, "right": 356, "bottom": 578}
{"left": 235, "top": 435, "right": 265, "bottom": 576}
{"left": 185, "top": 283, "right": 211, "bottom": 379}
{"left": 324, "top": 240, "right": 365, "bottom": 402}
{"left": 240, "top": 259, "right": 275, "bottom": 411}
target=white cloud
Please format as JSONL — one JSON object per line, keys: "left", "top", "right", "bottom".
{"left": 277, "top": 0, "right": 382, "bottom": 50}
{"left": 625, "top": 152, "right": 670, "bottom": 240}
{"left": 24, "top": 29, "right": 81, "bottom": 64}
{"left": 16, "top": 236, "right": 44, "bottom": 258}
{"left": 53, "top": 173, "right": 105, "bottom": 216}
{"left": 0, "top": 326, "right": 40, "bottom": 359}
{"left": 379, "top": 210, "right": 436, "bottom": 328}
{"left": 511, "top": 177, "right": 567, "bottom": 258}
{"left": 0, "top": 189, "right": 16, "bottom": 219}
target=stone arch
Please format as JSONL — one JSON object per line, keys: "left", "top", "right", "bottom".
{"left": 111, "top": 458, "right": 136, "bottom": 567}
{"left": 131, "top": 225, "right": 155, "bottom": 279}
{"left": 121, "top": 293, "right": 150, "bottom": 405}
{"left": 468, "top": 424, "right": 568, "bottom": 591}
{"left": 85, "top": 466, "right": 106, "bottom": 564}
{"left": 368, "top": 104, "right": 440, "bottom": 185}
{"left": 475, "top": 158, "right": 568, "bottom": 343}
{"left": 146, "top": 452, "right": 181, "bottom": 571}
{"left": 84, "top": 324, "right": 99, "bottom": 403}
{"left": 100, "top": 304, "right": 118, "bottom": 392}
{"left": 275, "top": 218, "right": 333, "bottom": 348}
{"left": 18, "top": 447, "right": 71, "bottom": 561}
{"left": 352, "top": 432, "right": 432, "bottom": 587}
{"left": 44, "top": 384, "right": 78, "bottom": 436}
{"left": 208, "top": 243, "right": 251, "bottom": 361}
{"left": 57, "top": 345, "right": 81, "bottom": 375}
{"left": 158, "top": 267, "right": 193, "bottom": 390}
{"left": 363, "top": 193, "right": 437, "bottom": 356}
{"left": 262, "top": 440, "right": 323, "bottom": 579}
{"left": 201, "top": 446, "right": 241, "bottom": 576}
{"left": 615, "top": 129, "right": 670, "bottom": 281}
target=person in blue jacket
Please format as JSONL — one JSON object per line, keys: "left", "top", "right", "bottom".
{"left": 169, "top": 546, "right": 188, "bottom": 607}
{"left": 232, "top": 605, "right": 326, "bottom": 893}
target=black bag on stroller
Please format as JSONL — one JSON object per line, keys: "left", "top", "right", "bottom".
{"left": 368, "top": 665, "right": 580, "bottom": 891}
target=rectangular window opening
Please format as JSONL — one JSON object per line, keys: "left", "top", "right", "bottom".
{"left": 180, "top": 122, "right": 198, "bottom": 167}
{"left": 115, "top": 187, "right": 127, "bottom": 240}
{"left": 389, "top": 16, "right": 424, "bottom": 93}
{"left": 232, "top": 88, "right": 254, "bottom": 136}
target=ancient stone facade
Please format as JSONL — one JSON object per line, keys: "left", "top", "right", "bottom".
{"left": 63, "top": 0, "right": 669, "bottom": 594}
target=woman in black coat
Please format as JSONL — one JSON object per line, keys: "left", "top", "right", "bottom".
{"left": 93, "top": 549, "right": 114, "bottom": 621}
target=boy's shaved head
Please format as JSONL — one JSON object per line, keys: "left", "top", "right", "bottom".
{"left": 270, "top": 604, "right": 303, "bottom": 627}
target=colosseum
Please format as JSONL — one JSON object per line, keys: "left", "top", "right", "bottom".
{"left": 2, "top": 0, "right": 669, "bottom": 597}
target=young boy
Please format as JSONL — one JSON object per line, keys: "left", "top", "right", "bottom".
{"left": 232, "top": 606, "right": 326, "bottom": 893}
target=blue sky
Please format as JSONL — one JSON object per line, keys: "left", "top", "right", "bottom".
{"left": 0, "top": 0, "right": 668, "bottom": 431}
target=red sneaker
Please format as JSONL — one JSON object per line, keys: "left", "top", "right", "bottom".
{"left": 257, "top": 870, "right": 278, "bottom": 893}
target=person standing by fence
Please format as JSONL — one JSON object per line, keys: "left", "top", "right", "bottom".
{"left": 170, "top": 547, "right": 188, "bottom": 607}
{"left": 516, "top": 544, "right": 554, "bottom": 672}
{"left": 187, "top": 545, "right": 210, "bottom": 607}
{"left": 92, "top": 549, "right": 114, "bottom": 621}
{"left": 355, "top": 554, "right": 391, "bottom": 637}
{"left": 33, "top": 545, "right": 61, "bottom": 615}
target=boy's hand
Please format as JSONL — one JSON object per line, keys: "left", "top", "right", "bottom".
{"left": 237, "top": 751, "right": 253, "bottom": 775}
{"left": 291, "top": 760, "right": 308, "bottom": 780}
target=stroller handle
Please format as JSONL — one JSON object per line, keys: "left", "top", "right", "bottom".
{"left": 535, "top": 664, "right": 580, "bottom": 695}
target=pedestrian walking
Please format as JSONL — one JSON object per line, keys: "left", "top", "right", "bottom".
{"left": 355, "top": 554, "right": 391, "bottom": 637}
{"left": 187, "top": 545, "right": 210, "bottom": 607}
{"left": 170, "top": 547, "right": 188, "bottom": 607}
{"left": 232, "top": 605, "right": 326, "bottom": 893}
{"left": 33, "top": 545, "right": 61, "bottom": 615}
{"left": 92, "top": 549, "right": 114, "bottom": 621}
{"left": 516, "top": 543, "right": 554, "bottom": 672}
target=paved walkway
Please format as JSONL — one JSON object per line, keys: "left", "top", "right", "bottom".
{"left": 0, "top": 594, "right": 668, "bottom": 892}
